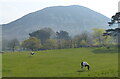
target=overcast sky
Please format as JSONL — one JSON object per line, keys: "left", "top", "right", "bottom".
{"left": 0, "top": 0, "right": 119, "bottom": 24}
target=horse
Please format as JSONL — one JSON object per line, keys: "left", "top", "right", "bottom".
{"left": 81, "top": 61, "right": 90, "bottom": 70}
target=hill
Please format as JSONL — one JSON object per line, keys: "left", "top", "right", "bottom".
{"left": 2, "top": 5, "right": 110, "bottom": 41}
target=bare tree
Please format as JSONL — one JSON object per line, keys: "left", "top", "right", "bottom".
{"left": 8, "top": 38, "right": 19, "bottom": 52}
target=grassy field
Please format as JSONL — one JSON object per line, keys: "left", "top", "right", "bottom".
{"left": 2, "top": 47, "right": 118, "bottom": 77}
{"left": 0, "top": 54, "right": 2, "bottom": 78}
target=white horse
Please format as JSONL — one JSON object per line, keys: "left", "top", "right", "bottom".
{"left": 81, "top": 61, "right": 90, "bottom": 70}
{"left": 30, "top": 52, "right": 35, "bottom": 55}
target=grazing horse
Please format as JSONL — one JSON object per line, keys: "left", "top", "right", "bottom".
{"left": 30, "top": 52, "right": 35, "bottom": 55}
{"left": 81, "top": 61, "right": 90, "bottom": 70}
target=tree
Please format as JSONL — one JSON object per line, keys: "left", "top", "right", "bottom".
{"left": 103, "top": 12, "right": 120, "bottom": 46}
{"left": 80, "top": 31, "right": 89, "bottom": 42}
{"left": 103, "top": 36, "right": 115, "bottom": 47}
{"left": 56, "top": 30, "right": 70, "bottom": 40}
{"left": 56, "top": 30, "right": 70, "bottom": 49}
{"left": 108, "top": 12, "right": 120, "bottom": 26}
{"left": 43, "top": 39, "right": 58, "bottom": 49}
{"left": 92, "top": 28, "right": 105, "bottom": 46}
{"left": 29, "top": 28, "right": 51, "bottom": 45}
{"left": 42, "top": 27, "right": 56, "bottom": 38}
{"left": 8, "top": 38, "right": 19, "bottom": 52}
{"left": 103, "top": 12, "right": 120, "bottom": 37}
{"left": 22, "top": 37, "right": 41, "bottom": 51}
{"left": 74, "top": 35, "right": 82, "bottom": 48}
{"left": 73, "top": 31, "right": 90, "bottom": 48}
{"left": 2, "top": 39, "right": 9, "bottom": 51}
{"left": 80, "top": 40, "right": 87, "bottom": 47}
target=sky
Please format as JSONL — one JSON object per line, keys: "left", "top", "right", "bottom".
{"left": 0, "top": 0, "right": 119, "bottom": 24}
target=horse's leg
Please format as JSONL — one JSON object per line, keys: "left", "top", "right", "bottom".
{"left": 81, "top": 62, "right": 83, "bottom": 68}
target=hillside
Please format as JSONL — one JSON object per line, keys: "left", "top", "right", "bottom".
{"left": 2, "top": 5, "right": 110, "bottom": 41}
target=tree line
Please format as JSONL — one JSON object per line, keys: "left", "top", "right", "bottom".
{"left": 2, "top": 27, "right": 117, "bottom": 52}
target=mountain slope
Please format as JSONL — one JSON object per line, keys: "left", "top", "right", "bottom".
{"left": 2, "top": 5, "right": 110, "bottom": 41}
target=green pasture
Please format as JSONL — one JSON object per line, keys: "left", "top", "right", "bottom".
{"left": 2, "top": 47, "right": 118, "bottom": 77}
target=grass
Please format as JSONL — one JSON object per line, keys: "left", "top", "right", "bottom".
{"left": 0, "top": 53, "right": 2, "bottom": 78}
{"left": 2, "top": 47, "right": 118, "bottom": 77}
